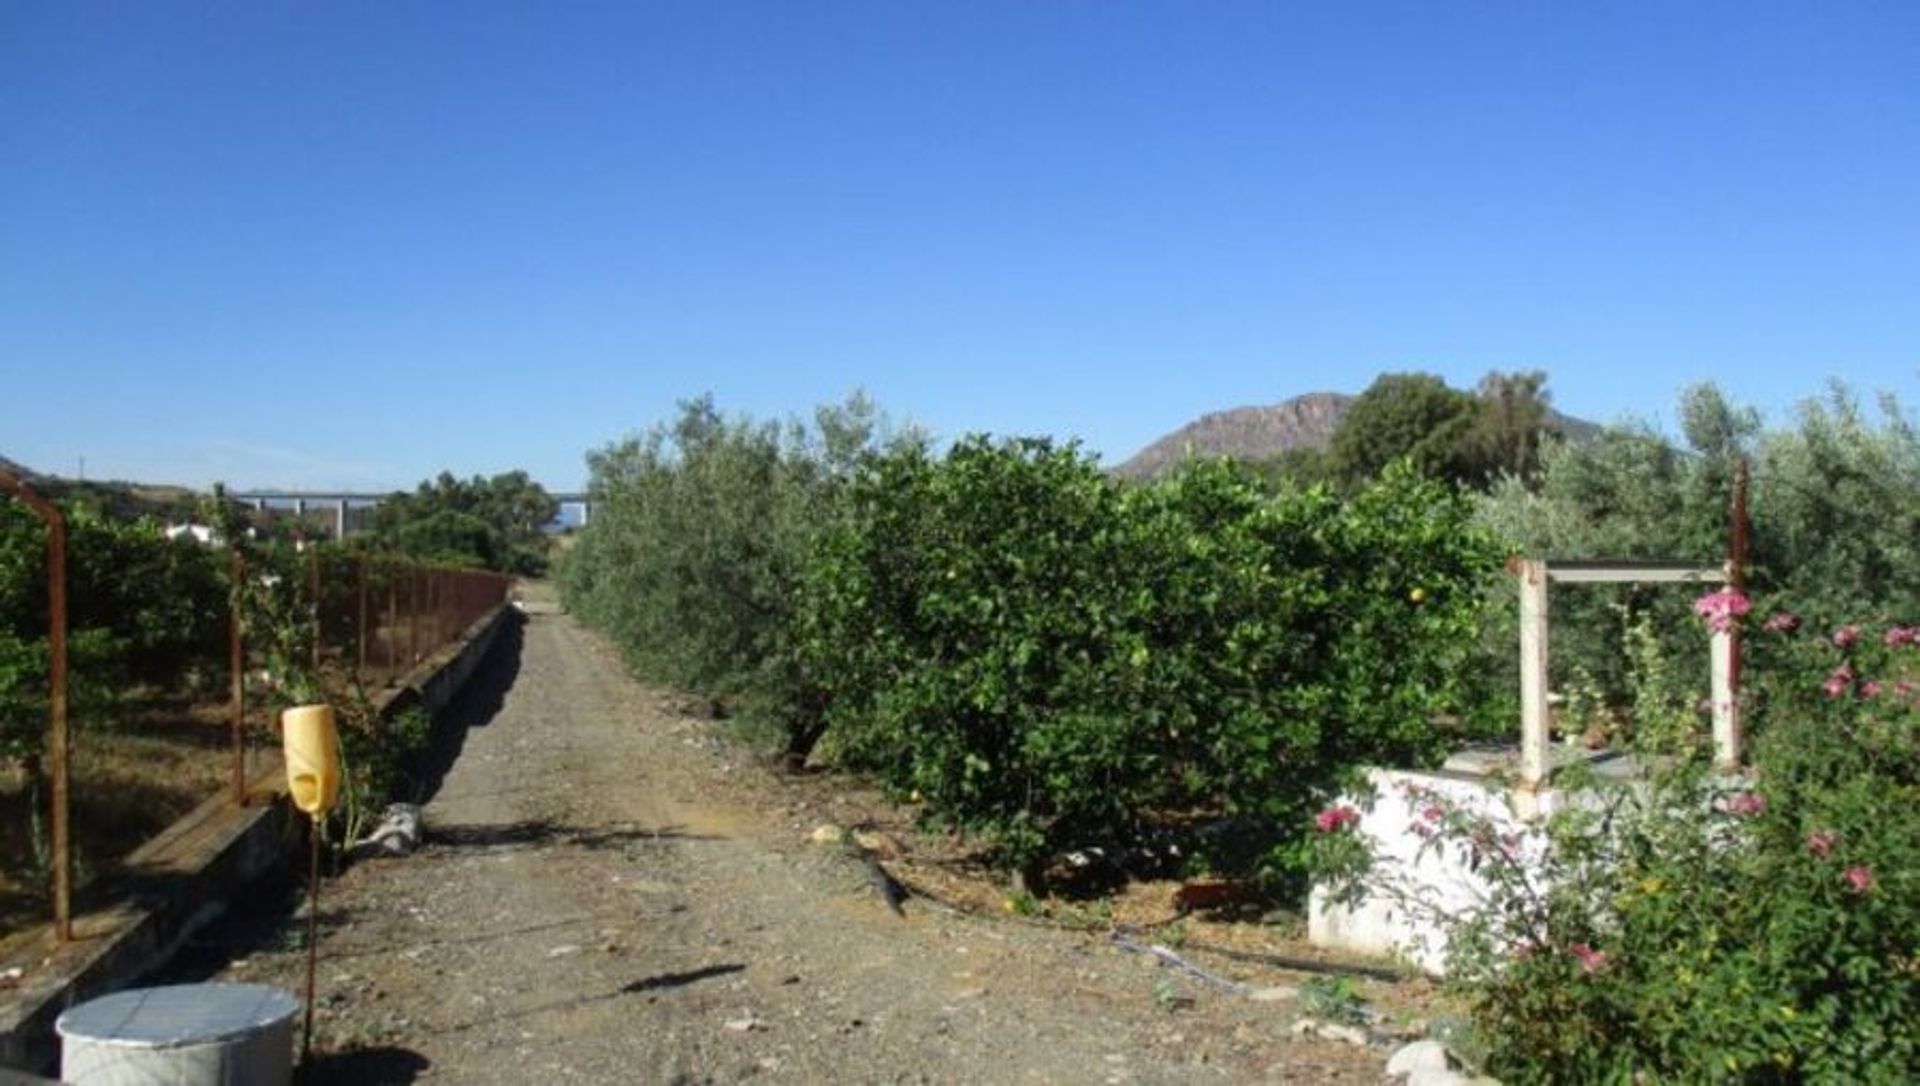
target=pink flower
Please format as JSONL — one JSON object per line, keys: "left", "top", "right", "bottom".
{"left": 1569, "top": 942, "right": 1609, "bottom": 973}
{"left": 1845, "top": 865, "right": 1874, "bottom": 894}
{"left": 1807, "top": 830, "right": 1838, "bottom": 858}
{"left": 1833, "top": 624, "right": 1862, "bottom": 648}
{"left": 1693, "top": 590, "right": 1752, "bottom": 633}
{"left": 1315, "top": 805, "right": 1360, "bottom": 833}
{"left": 1862, "top": 680, "right": 1884, "bottom": 699}
{"left": 1420, "top": 803, "right": 1444, "bottom": 823}
{"left": 1764, "top": 612, "right": 1802, "bottom": 634}
{"left": 1824, "top": 663, "right": 1855, "bottom": 698}
{"left": 1885, "top": 626, "right": 1920, "bottom": 647}
{"left": 1724, "top": 791, "right": 1767, "bottom": 817}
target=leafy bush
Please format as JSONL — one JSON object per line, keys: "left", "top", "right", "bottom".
{"left": 1314, "top": 594, "right": 1919, "bottom": 1082}
{"left": 798, "top": 439, "right": 1502, "bottom": 880}
{"left": 1, "top": 500, "right": 228, "bottom": 761}
{"left": 560, "top": 393, "right": 911, "bottom": 745}
{"left": 369, "top": 470, "right": 556, "bottom": 575}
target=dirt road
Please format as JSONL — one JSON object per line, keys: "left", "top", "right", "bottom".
{"left": 186, "top": 591, "right": 1386, "bottom": 1084}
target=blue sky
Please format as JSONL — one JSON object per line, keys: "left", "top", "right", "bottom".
{"left": 3, "top": 3, "right": 1917, "bottom": 491}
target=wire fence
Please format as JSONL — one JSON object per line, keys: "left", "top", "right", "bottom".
{"left": 1, "top": 470, "right": 513, "bottom": 943}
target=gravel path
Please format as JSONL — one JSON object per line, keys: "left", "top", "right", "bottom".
{"left": 187, "top": 592, "right": 1386, "bottom": 1084}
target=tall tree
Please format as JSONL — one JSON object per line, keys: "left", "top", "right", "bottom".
{"left": 1329, "top": 372, "right": 1478, "bottom": 483}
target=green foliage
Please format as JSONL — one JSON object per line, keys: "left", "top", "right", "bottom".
{"left": 560, "top": 393, "right": 912, "bottom": 746}
{"left": 334, "top": 697, "right": 432, "bottom": 844}
{"left": 1478, "top": 381, "right": 1920, "bottom": 710}
{"left": 1, "top": 499, "right": 228, "bottom": 761}
{"left": 1330, "top": 373, "right": 1479, "bottom": 483}
{"left": 369, "top": 470, "right": 555, "bottom": 574}
{"left": 1328, "top": 370, "right": 1561, "bottom": 488}
{"left": 797, "top": 439, "right": 1502, "bottom": 878}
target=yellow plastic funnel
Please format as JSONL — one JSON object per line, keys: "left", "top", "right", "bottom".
{"left": 282, "top": 704, "right": 341, "bottom": 815}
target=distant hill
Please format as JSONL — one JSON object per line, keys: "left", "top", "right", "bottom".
{"left": 1115, "top": 392, "right": 1600, "bottom": 479}
{"left": 0, "top": 453, "right": 42, "bottom": 481}
{"left": 1115, "top": 393, "right": 1354, "bottom": 480}
{"left": 0, "top": 455, "right": 204, "bottom": 520}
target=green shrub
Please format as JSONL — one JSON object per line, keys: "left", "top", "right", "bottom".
{"left": 560, "top": 393, "right": 910, "bottom": 746}
{"left": 798, "top": 440, "right": 1501, "bottom": 881}
{"left": 1, "top": 500, "right": 228, "bottom": 761}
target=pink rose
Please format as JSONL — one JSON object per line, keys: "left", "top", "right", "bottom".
{"left": 1845, "top": 865, "right": 1874, "bottom": 894}
{"left": 1885, "top": 626, "right": 1920, "bottom": 647}
{"left": 1692, "top": 590, "right": 1751, "bottom": 633}
{"left": 1807, "top": 830, "right": 1838, "bottom": 858}
{"left": 1833, "top": 624, "right": 1862, "bottom": 648}
{"left": 1824, "top": 663, "right": 1855, "bottom": 698}
{"left": 1764, "top": 612, "right": 1801, "bottom": 634}
{"left": 1315, "top": 805, "right": 1360, "bottom": 833}
{"left": 1569, "top": 942, "right": 1609, "bottom": 973}
{"left": 1723, "top": 791, "right": 1767, "bottom": 817}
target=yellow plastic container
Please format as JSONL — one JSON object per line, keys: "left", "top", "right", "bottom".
{"left": 281, "top": 704, "right": 341, "bottom": 815}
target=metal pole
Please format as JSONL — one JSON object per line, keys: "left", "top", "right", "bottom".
{"left": 308, "top": 543, "right": 321, "bottom": 673}
{"left": 356, "top": 556, "right": 369, "bottom": 678}
{"left": 303, "top": 818, "right": 321, "bottom": 1066}
{"left": 385, "top": 563, "right": 397, "bottom": 682}
{"left": 408, "top": 567, "right": 421, "bottom": 665}
{"left": 0, "top": 469, "right": 73, "bottom": 940}
{"left": 47, "top": 510, "right": 69, "bottom": 941}
{"left": 230, "top": 549, "right": 246, "bottom": 806}
{"left": 1718, "top": 458, "right": 1751, "bottom": 770}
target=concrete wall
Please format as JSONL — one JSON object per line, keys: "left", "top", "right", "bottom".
{"left": 1307, "top": 767, "right": 1572, "bottom": 975}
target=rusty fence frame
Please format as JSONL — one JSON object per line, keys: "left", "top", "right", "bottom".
{"left": 1, "top": 480, "right": 513, "bottom": 943}
{"left": 0, "top": 468, "right": 72, "bottom": 942}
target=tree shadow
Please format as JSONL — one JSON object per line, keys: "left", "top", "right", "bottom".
{"left": 304, "top": 1044, "right": 431, "bottom": 1084}
{"left": 621, "top": 963, "right": 745, "bottom": 993}
{"left": 425, "top": 819, "right": 720, "bottom": 852}
{"left": 406, "top": 612, "right": 524, "bottom": 806}
{"left": 430, "top": 963, "right": 748, "bottom": 1034}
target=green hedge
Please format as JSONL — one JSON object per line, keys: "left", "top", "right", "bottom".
{"left": 796, "top": 438, "right": 1502, "bottom": 879}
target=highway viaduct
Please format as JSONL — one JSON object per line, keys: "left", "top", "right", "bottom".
{"left": 229, "top": 490, "right": 591, "bottom": 540}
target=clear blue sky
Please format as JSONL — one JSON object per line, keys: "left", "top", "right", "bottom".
{"left": 4, "top": 3, "right": 1917, "bottom": 492}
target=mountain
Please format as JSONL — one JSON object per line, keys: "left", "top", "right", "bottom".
{"left": 1113, "top": 393, "right": 1353, "bottom": 479}
{"left": 1114, "top": 392, "right": 1600, "bottom": 479}
{"left": 0, "top": 454, "right": 41, "bottom": 481}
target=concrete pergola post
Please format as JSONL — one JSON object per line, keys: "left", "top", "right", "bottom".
{"left": 1517, "top": 559, "right": 1551, "bottom": 798}
{"left": 1512, "top": 559, "right": 1739, "bottom": 817}
{"left": 334, "top": 499, "right": 348, "bottom": 540}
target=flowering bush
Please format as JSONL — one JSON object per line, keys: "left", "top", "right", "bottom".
{"left": 1313, "top": 592, "right": 1919, "bottom": 1081}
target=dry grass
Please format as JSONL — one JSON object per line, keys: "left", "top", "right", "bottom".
{"left": 0, "top": 702, "right": 244, "bottom": 949}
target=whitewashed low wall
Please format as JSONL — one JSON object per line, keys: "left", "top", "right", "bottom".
{"left": 1307, "top": 767, "right": 1574, "bottom": 975}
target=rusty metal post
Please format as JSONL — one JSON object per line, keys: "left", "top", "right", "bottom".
{"left": 1719, "top": 458, "right": 1751, "bottom": 770}
{"left": 356, "top": 555, "right": 369, "bottom": 677}
{"left": 384, "top": 562, "right": 397, "bottom": 681}
{"left": 0, "top": 469, "right": 73, "bottom": 940}
{"left": 307, "top": 543, "right": 321, "bottom": 672}
{"left": 408, "top": 566, "right": 421, "bottom": 665}
{"left": 230, "top": 548, "right": 246, "bottom": 807}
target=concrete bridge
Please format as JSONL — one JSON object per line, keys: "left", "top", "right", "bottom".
{"left": 230, "top": 490, "right": 591, "bottom": 539}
